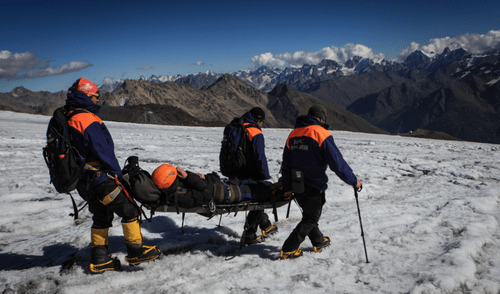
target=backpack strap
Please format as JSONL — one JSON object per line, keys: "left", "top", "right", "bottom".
{"left": 66, "top": 107, "right": 91, "bottom": 120}
{"left": 67, "top": 192, "right": 88, "bottom": 220}
{"left": 112, "top": 175, "right": 153, "bottom": 222}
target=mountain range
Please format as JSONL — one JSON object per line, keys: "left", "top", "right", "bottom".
{"left": 99, "top": 74, "right": 386, "bottom": 134}
{"left": 100, "top": 47, "right": 500, "bottom": 143}
{"left": 1, "top": 47, "right": 499, "bottom": 143}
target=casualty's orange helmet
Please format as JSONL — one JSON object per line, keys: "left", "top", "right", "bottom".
{"left": 152, "top": 164, "right": 177, "bottom": 189}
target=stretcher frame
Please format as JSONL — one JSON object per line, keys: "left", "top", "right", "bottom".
{"left": 152, "top": 199, "right": 293, "bottom": 259}
{"left": 154, "top": 199, "right": 292, "bottom": 228}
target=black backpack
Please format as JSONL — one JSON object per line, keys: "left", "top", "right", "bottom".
{"left": 43, "top": 107, "right": 86, "bottom": 194}
{"left": 219, "top": 117, "right": 248, "bottom": 178}
{"left": 120, "top": 156, "right": 161, "bottom": 211}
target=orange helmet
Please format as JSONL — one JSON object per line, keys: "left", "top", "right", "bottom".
{"left": 152, "top": 164, "right": 177, "bottom": 189}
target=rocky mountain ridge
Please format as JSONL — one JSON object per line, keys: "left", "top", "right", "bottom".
{"left": 346, "top": 57, "right": 500, "bottom": 143}
{"left": 100, "top": 74, "right": 385, "bottom": 133}
{"left": 0, "top": 74, "right": 386, "bottom": 136}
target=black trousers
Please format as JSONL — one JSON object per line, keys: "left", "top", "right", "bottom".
{"left": 282, "top": 186, "right": 326, "bottom": 252}
{"left": 236, "top": 177, "right": 272, "bottom": 241}
{"left": 84, "top": 179, "right": 140, "bottom": 229}
{"left": 244, "top": 210, "right": 271, "bottom": 241}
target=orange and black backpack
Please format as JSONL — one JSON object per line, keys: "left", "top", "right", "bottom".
{"left": 43, "top": 106, "right": 86, "bottom": 194}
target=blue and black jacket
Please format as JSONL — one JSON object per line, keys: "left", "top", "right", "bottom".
{"left": 65, "top": 90, "right": 121, "bottom": 189}
{"left": 239, "top": 111, "right": 270, "bottom": 181}
{"left": 282, "top": 114, "right": 357, "bottom": 192}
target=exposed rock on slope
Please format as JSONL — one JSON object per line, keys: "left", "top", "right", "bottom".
{"left": 268, "top": 84, "right": 388, "bottom": 134}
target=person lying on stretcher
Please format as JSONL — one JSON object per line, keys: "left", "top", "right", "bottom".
{"left": 151, "top": 164, "right": 284, "bottom": 209}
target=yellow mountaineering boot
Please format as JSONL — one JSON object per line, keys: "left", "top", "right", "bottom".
{"left": 244, "top": 236, "right": 266, "bottom": 246}
{"left": 280, "top": 248, "right": 303, "bottom": 260}
{"left": 122, "top": 220, "right": 161, "bottom": 265}
{"left": 89, "top": 228, "right": 121, "bottom": 274}
{"left": 262, "top": 225, "right": 278, "bottom": 238}
{"left": 313, "top": 236, "right": 331, "bottom": 253}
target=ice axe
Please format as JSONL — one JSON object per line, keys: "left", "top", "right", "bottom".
{"left": 354, "top": 185, "right": 369, "bottom": 263}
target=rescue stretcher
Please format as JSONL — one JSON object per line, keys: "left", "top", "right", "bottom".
{"left": 153, "top": 199, "right": 293, "bottom": 229}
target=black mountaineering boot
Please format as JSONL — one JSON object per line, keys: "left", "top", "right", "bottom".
{"left": 89, "top": 228, "right": 121, "bottom": 274}
{"left": 125, "top": 243, "right": 161, "bottom": 265}
{"left": 89, "top": 245, "right": 121, "bottom": 274}
{"left": 244, "top": 236, "right": 266, "bottom": 246}
{"left": 313, "top": 236, "right": 331, "bottom": 253}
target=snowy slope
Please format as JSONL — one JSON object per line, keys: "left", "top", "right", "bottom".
{"left": 0, "top": 111, "right": 499, "bottom": 293}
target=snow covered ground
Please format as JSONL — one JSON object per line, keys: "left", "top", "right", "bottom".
{"left": 0, "top": 111, "right": 499, "bottom": 294}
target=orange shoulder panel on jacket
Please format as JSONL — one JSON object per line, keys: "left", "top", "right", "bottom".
{"left": 286, "top": 125, "right": 331, "bottom": 148}
{"left": 244, "top": 124, "right": 262, "bottom": 141}
{"left": 68, "top": 112, "right": 103, "bottom": 135}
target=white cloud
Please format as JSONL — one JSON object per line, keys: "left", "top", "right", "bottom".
{"left": 251, "top": 52, "right": 287, "bottom": 69}
{"left": 251, "top": 45, "right": 385, "bottom": 69}
{"left": 188, "top": 61, "right": 206, "bottom": 66}
{"left": 0, "top": 50, "right": 12, "bottom": 59}
{"left": 397, "top": 29, "right": 500, "bottom": 61}
{"left": 26, "top": 61, "right": 93, "bottom": 78}
{"left": 0, "top": 50, "right": 92, "bottom": 80}
{"left": 103, "top": 77, "right": 115, "bottom": 84}
{"left": 137, "top": 66, "right": 155, "bottom": 70}
{"left": 251, "top": 30, "right": 500, "bottom": 68}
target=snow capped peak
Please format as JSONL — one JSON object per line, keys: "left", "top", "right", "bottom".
{"left": 98, "top": 49, "right": 499, "bottom": 93}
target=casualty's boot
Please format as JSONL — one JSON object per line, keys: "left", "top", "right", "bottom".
{"left": 122, "top": 220, "right": 161, "bottom": 265}
{"left": 89, "top": 228, "right": 121, "bottom": 274}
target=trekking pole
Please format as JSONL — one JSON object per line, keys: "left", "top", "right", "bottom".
{"left": 354, "top": 186, "right": 369, "bottom": 263}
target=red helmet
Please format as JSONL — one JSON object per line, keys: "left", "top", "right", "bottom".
{"left": 76, "top": 78, "right": 98, "bottom": 98}
{"left": 152, "top": 164, "right": 177, "bottom": 189}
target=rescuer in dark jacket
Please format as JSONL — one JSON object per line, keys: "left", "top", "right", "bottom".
{"left": 236, "top": 108, "right": 277, "bottom": 245}
{"left": 66, "top": 78, "right": 160, "bottom": 273}
{"left": 279, "top": 104, "right": 362, "bottom": 259}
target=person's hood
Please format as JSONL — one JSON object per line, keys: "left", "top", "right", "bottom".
{"left": 295, "top": 114, "right": 329, "bottom": 130}
{"left": 241, "top": 111, "right": 260, "bottom": 128}
{"left": 65, "top": 90, "right": 100, "bottom": 114}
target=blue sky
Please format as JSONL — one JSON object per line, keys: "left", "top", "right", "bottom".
{"left": 1, "top": 0, "right": 500, "bottom": 93}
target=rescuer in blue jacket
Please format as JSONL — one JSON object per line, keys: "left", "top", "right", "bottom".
{"left": 239, "top": 109, "right": 270, "bottom": 181}
{"left": 66, "top": 78, "right": 160, "bottom": 273}
{"left": 234, "top": 108, "right": 277, "bottom": 245}
{"left": 279, "top": 104, "right": 362, "bottom": 259}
